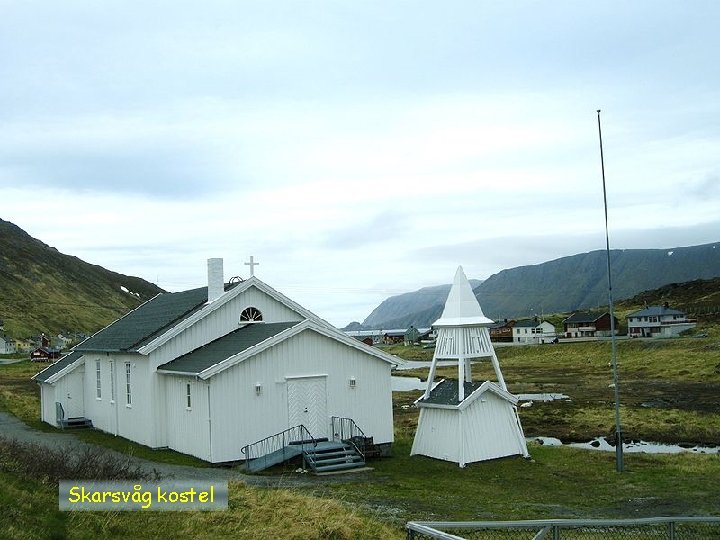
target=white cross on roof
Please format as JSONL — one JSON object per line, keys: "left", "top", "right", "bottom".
{"left": 244, "top": 255, "right": 259, "bottom": 277}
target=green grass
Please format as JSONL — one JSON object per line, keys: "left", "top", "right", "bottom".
{"left": 2, "top": 336, "right": 720, "bottom": 536}
{"left": 0, "top": 474, "right": 402, "bottom": 540}
{"left": 392, "top": 332, "right": 720, "bottom": 444}
{"left": 314, "top": 435, "right": 720, "bottom": 524}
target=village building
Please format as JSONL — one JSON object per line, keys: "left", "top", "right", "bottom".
{"left": 381, "top": 329, "right": 406, "bottom": 345}
{"left": 1, "top": 334, "right": 17, "bottom": 354}
{"left": 512, "top": 319, "right": 557, "bottom": 344}
{"left": 34, "top": 258, "right": 400, "bottom": 468}
{"left": 411, "top": 266, "right": 528, "bottom": 467}
{"left": 626, "top": 304, "right": 696, "bottom": 338}
{"left": 562, "top": 311, "right": 618, "bottom": 338}
{"left": 30, "top": 346, "right": 61, "bottom": 362}
{"left": 489, "top": 319, "right": 515, "bottom": 342}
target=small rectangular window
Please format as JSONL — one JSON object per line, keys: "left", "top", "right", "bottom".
{"left": 125, "top": 362, "right": 132, "bottom": 406}
{"left": 186, "top": 383, "right": 192, "bottom": 409}
{"left": 95, "top": 360, "right": 102, "bottom": 399}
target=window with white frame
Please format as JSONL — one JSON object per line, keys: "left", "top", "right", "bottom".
{"left": 186, "top": 382, "right": 192, "bottom": 409}
{"left": 95, "top": 360, "right": 102, "bottom": 399}
{"left": 110, "top": 359, "right": 115, "bottom": 402}
{"left": 125, "top": 362, "right": 132, "bottom": 406}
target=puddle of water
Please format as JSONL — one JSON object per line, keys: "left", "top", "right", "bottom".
{"left": 528, "top": 436, "right": 719, "bottom": 454}
{"left": 392, "top": 376, "right": 427, "bottom": 391}
{"left": 516, "top": 393, "right": 570, "bottom": 402}
{"left": 392, "top": 379, "right": 574, "bottom": 399}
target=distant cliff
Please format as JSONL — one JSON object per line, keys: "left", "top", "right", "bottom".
{"left": 355, "top": 243, "right": 720, "bottom": 329}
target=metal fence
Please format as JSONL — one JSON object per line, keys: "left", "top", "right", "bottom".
{"left": 406, "top": 517, "right": 720, "bottom": 539}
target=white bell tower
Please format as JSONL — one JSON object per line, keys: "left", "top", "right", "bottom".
{"left": 412, "top": 266, "right": 528, "bottom": 466}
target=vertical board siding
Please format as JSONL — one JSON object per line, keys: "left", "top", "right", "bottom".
{"left": 435, "top": 327, "right": 494, "bottom": 359}
{"left": 40, "top": 384, "right": 54, "bottom": 425}
{"left": 41, "top": 367, "right": 84, "bottom": 427}
{"left": 207, "top": 329, "right": 394, "bottom": 463}
{"left": 81, "top": 354, "right": 154, "bottom": 446}
{"left": 412, "top": 394, "right": 528, "bottom": 465}
{"left": 411, "top": 408, "right": 460, "bottom": 463}
{"left": 163, "top": 377, "right": 211, "bottom": 461}
{"left": 461, "top": 395, "right": 527, "bottom": 462}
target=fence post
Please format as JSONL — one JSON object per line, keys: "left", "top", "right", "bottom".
{"left": 667, "top": 521, "right": 676, "bottom": 540}
{"left": 552, "top": 525, "right": 560, "bottom": 540}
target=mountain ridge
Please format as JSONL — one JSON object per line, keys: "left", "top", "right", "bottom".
{"left": 354, "top": 243, "right": 720, "bottom": 330}
{"left": 0, "top": 218, "right": 164, "bottom": 338}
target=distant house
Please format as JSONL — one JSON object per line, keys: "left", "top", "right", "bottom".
{"left": 382, "top": 329, "right": 406, "bottom": 345}
{"left": 403, "top": 326, "right": 431, "bottom": 346}
{"left": 30, "top": 346, "right": 61, "bottom": 362}
{"left": 344, "top": 329, "right": 383, "bottom": 346}
{"left": 489, "top": 320, "right": 515, "bottom": 342}
{"left": 512, "top": 319, "right": 557, "bottom": 344}
{"left": 627, "top": 304, "right": 696, "bottom": 338}
{"left": 1, "top": 334, "right": 17, "bottom": 354}
{"left": 563, "top": 311, "right": 618, "bottom": 338}
{"left": 53, "top": 334, "right": 74, "bottom": 350}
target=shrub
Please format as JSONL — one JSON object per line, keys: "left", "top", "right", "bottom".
{"left": 0, "top": 437, "right": 160, "bottom": 485}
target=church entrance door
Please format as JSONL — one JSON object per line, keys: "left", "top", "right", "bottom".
{"left": 286, "top": 376, "right": 328, "bottom": 439}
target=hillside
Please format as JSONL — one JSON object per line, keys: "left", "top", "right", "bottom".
{"left": 358, "top": 280, "right": 481, "bottom": 330}
{"left": 617, "top": 277, "right": 720, "bottom": 316}
{"left": 358, "top": 243, "right": 720, "bottom": 329}
{"left": 0, "top": 218, "right": 164, "bottom": 338}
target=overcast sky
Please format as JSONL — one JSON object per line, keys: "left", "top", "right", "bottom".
{"left": 2, "top": 1, "right": 718, "bottom": 326}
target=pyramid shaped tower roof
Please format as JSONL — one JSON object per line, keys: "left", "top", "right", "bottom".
{"left": 433, "top": 266, "right": 494, "bottom": 327}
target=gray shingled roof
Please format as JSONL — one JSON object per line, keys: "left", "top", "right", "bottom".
{"left": 563, "top": 311, "right": 607, "bottom": 324}
{"left": 33, "top": 350, "right": 84, "bottom": 383}
{"left": 418, "top": 379, "right": 485, "bottom": 406}
{"left": 513, "top": 319, "right": 543, "bottom": 328}
{"left": 627, "top": 305, "right": 685, "bottom": 318}
{"left": 75, "top": 287, "right": 211, "bottom": 352}
{"left": 157, "top": 321, "right": 300, "bottom": 375}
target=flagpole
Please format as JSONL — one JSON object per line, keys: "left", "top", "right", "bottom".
{"left": 597, "top": 109, "right": 624, "bottom": 472}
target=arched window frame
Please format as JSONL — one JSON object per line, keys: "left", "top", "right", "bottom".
{"left": 239, "top": 306, "right": 263, "bottom": 323}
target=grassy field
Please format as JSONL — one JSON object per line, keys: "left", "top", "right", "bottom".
{"left": 2, "top": 329, "right": 720, "bottom": 538}
{"left": 390, "top": 324, "right": 720, "bottom": 445}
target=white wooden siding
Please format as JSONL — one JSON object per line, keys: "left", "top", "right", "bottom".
{"left": 163, "top": 377, "right": 211, "bottom": 461}
{"left": 461, "top": 394, "right": 528, "bottom": 463}
{"left": 411, "top": 408, "right": 461, "bottom": 463}
{"left": 206, "top": 329, "right": 393, "bottom": 463}
{"left": 412, "top": 394, "right": 528, "bottom": 466}
{"left": 434, "top": 326, "right": 494, "bottom": 359}
{"left": 81, "top": 354, "right": 155, "bottom": 446}
{"left": 40, "top": 383, "right": 55, "bottom": 425}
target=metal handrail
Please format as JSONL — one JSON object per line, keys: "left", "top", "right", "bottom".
{"left": 241, "top": 424, "right": 316, "bottom": 471}
{"left": 331, "top": 416, "right": 366, "bottom": 460}
{"left": 406, "top": 517, "right": 720, "bottom": 539}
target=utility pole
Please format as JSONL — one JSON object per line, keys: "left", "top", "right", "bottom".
{"left": 597, "top": 109, "right": 624, "bottom": 472}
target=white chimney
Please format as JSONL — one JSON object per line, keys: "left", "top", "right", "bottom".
{"left": 207, "top": 258, "right": 224, "bottom": 302}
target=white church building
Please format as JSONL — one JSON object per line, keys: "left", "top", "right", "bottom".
{"left": 412, "top": 266, "right": 529, "bottom": 466}
{"left": 34, "top": 259, "right": 399, "bottom": 465}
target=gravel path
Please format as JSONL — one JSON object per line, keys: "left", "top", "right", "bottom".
{"left": 0, "top": 412, "right": 360, "bottom": 487}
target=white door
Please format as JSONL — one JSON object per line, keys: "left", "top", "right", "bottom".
{"left": 287, "top": 376, "right": 328, "bottom": 438}
{"left": 64, "top": 370, "right": 85, "bottom": 418}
